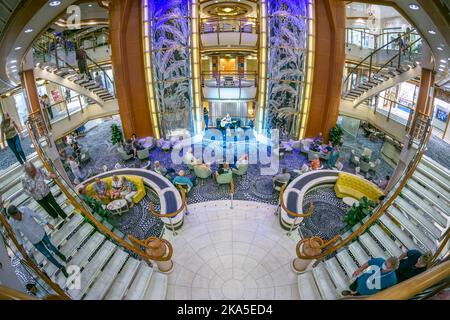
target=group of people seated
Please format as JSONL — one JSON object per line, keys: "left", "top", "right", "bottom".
{"left": 342, "top": 249, "right": 432, "bottom": 297}
{"left": 79, "top": 175, "right": 138, "bottom": 209}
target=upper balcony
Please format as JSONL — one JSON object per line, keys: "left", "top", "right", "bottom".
{"left": 202, "top": 71, "right": 257, "bottom": 100}
{"left": 200, "top": 17, "right": 258, "bottom": 48}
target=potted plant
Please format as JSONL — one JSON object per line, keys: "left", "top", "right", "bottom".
{"left": 329, "top": 125, "right": 344, "bottom": 146}
{"left": 343, "top": 196, "right": 376, "bottom": 228}
{"left": 111, "top": 123, "right": 124, "bottom": 146}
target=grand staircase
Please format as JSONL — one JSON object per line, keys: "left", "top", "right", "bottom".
{"left": 0, "top": 160, "right": 168, "bottom": 300}
{"left": 296, "top": 155, "right": 449, "bottom": 300}
{"left": 342, "top": 63, "right": 422, "bottom": 108}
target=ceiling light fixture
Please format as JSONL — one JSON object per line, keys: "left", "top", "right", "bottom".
{"left": 24, "top": 28, "right": 33, "bottom": 33}
{"left": 408, "top": 4, "right": 420, "bottom": 10}
{"left": 440, "top": 59, "right": 447, "bottom": 63}
{"left": 10, "top": 60, "right": 17, "bottom": 64}
{"left": 438, "top": 68, "right": 444, "bottom": 72}
{"left": 49, "top": 1, "right": 61, "bottom": 6}
{"left": 428, "top": 30, "right": 436, "bottom": 35}
{"left": 437, "top": 47, "right": 444, "bottom": 51}
{"left": 14, "top": 46, "right": 22, "bottom": 51}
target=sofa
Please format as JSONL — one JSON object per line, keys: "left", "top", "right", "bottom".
{"left": 85, "top": 176, "right": 146, "bottom": 204}
{"left": 334, "top": 172, "right": 384, "bottom": 201}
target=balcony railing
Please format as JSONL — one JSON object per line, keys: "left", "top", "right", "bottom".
{"left": 201, "top": 71, "right": 257, "bottom": 88}
{"left": 200, "top": 17, "right": 258, "bottom": 34}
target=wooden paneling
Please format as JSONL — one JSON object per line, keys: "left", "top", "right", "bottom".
{"left": 109, "top": 0, "right": 154, "bottom": 139}
{"left": 305, "top": 0, "right": 346, "bottom": 142}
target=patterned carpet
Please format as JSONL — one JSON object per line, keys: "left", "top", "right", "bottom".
{"left": 426, "top": 134, "right": 450, "bottom": 170}
{"left": 0, "top": 133, "right": 35, "bottom": 172}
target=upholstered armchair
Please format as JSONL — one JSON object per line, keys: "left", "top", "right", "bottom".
{"left": 216, "top": 172, "right": 233, "bottom": 190}
{"left": 360, "top": 160, "right": 371, "bottom": 173}
{"left": 232, "top": 164, "right": 249, "bottom": 180}
{"left": 137, "top": 147, "right": 150, "bottom": 160}
{"left": 369, "top": 159, "right": 381, "bottom": 172}
{"left": 350, "top": 150, "right": 360, "bottom": 166}
{"left": 117, "top": 146, "right": 133, "bottom": 161}
{"left": 193, "top": 165, "right": 212, "bottom": 184}
{"left": 362, "top": 147, "right": 373, "bottom": 160}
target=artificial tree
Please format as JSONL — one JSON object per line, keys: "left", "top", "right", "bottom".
{"left": 329, "top": 125, "right": 344, "bottom": 146}
{"left": 111, "top": 123, "right": 124, "bottom": 146}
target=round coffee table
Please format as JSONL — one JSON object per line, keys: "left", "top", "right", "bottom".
{"left": 107, "top": 199, "right": 129, "bottom": 216}
{"left": 343, "top": 197, "right": 359, "bottom": 207}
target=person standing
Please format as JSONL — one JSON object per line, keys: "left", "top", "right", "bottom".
{"left": 22, "top": 162, "right": 67, "bottom": 220}
{"left": 1, "top": 112, "right": 27, "bottom": 165}
{"left": 203, "top": 107, "right": 209, "bottom": 130}
{"left": 68, "top": 155, "right": 85, "bottom": 184}
{"left": 7, "top": 205, "right": 68, "bottom": 277}
{"left": 75, "top": 46, "right": 90, "bottom": 80}
{"left": 396, "top": 249, "right": 432, "bottom": 283}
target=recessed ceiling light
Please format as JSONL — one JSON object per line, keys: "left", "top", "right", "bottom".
{"left": 15, "top": 46, "right": 22, "bottom": 51}
{"left": 437, "top": 47, "right": 444, "bottom": 51}
{"left": 440, "top": 65, "right": 446, "bottom": 69}
{"left": 10, "top": 60, "right": 17, "bottom": 63}
{"left": 88, "top": 4, "right": 93, "bottom": 7}
{"left": 438, "top": 68, "right": 444, "bottom": 72}
{"left": 10, "top": 65, "right": 17, "bottom": 69}
{"left": 409, "top": 4, "right": 420, "bottom": 10}
{"left": 24, "top": 28, "right": 33, "bottom": 33}
{"left": 49, "top": 1, "right": 61, "bottom": 6}
{"left": 428, "top": 30, "right": 436, "bottom": 35}
{"left": 440, "top": 59, "right": 447, "bottom": 63}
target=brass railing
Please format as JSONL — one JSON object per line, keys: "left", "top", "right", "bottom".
{"left": 25, "top": 111, "right": 175, "bottom": 265}
{"left": 295, "top": 116, "right": 433, "bottom": 260}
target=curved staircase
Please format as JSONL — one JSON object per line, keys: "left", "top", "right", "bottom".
{"left": 296, "top": 155, "right": 449, "bottom": 300}
{"left": 0, "top": 159, "right": 168, "bottom": 300}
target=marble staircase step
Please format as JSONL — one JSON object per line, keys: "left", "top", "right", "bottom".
{"left": 298, "top": 271, "right": 322, "bottom": 300}
{"left": 407, "top": 179, "right": 450, "bottom": 217}
{"left": 312, "top": 263, "right": 339, "bottom": 300}
{"left": 336, "top": 250, "right": 358, "bottom": 279}
{"left": 324, "top": 258, "right": 349, "bottom": 292}
{"left": 412, "top": 171, "right": 450, "bottom": 202}
{"left": 104, "top": 257, "right": 141, "bottom": 300}
{"left": 124, "top": 262, "right": 154, "bottom": 300}
{"left": 402, "top": 187, "right": 448, "bottom": 227}
{"left": 378, "top": 214, "right": 419, "bottom": 250}
{"left": 348, "top": 241, "right": 370, "bottom": 266}
{"left": 143, "top": 271, "right": 168, "bottom": 300}
{"left": 358, "top": 233, "right": 387, "bottom": 259}
{"left": 368, "top": 224, "right": 402, "bottom": 257}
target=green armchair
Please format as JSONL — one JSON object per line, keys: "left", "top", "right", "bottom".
{"left": 193, "top": 165, "right": 212, "bottom": 184}
{"left": 216, "top": 172, "right": 233, "bottom": 190}
{"left": 137, "top": 147, "right": 150, "bottom": 160}
{"left": 232, "top": 164, "right": 248, "bottom": 181}
{"left": 117, "top": 146, "right": 133, "bottom": 161}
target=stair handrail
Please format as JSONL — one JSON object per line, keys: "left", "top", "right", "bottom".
{"left": 33, "top": 43, "right": 78, "bottom": 74}
{"left": 295, "top": 116, "right": 432, "bottom": 260}
{"left": 279, "top": 184, "right": 315, "bottom": 218}
{"left": 343, "top": 28, "right": 418, "bottom": 87}
{"left": 0, "top": 285, "right": 38, "bottom": 300}
{"left": 0, "top": 214, "right": 70, "bottom": 299}
{"left": 374, "top": 37, "right": 422, "bottom": 74}
{"left": 149, "top": 187, "right": 186, "bottom": 219}
{"left": 365, "top": 260, "right": 450, "bottom": 300}
{"left": 127, "top": 235, "right": 173, "bottom": 262}
{"left": 84, "top": 53, "right": 115, "bottom": 94}
{"left": 25, "top": 112, "right": 174, "bottom": 264}
{"left": 428, "top": 228, "right": 450, "bottom": 269}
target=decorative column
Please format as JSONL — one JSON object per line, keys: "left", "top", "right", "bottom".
{"left": 292, "top": 237, "right": 322, "bottom": 273}
{"left": 110, "top": 0, "right": 155, "bottom": 139}
{"left": 304, "top": 0, "right": 345, "bottom": 142}
{"left": 20, "top": 70, "right": 71, "bottom": 185}
{"left": 144, "top": 237, "right": 174, "bottom": 273}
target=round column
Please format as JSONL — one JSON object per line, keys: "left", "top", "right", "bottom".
{"left": 292, "top": 238, "right": 322, "bottom": 273}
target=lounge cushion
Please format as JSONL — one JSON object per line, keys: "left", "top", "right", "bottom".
{"left": 334, "top": 172, "right": 383, "bottom": 201}
{"left": 86, "top": 176, "right": 146, "bottom": 204}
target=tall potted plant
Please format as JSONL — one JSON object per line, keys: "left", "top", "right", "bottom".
{"left": 329, "top": 125, "right": 344, "bottom": 146}
{"left": 343, "top": 196, "right": 376, "bottom": 228}
{"left": 111, "top": 123, "right": 124, "bottom": 146}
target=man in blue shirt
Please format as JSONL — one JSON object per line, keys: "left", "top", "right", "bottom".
{"left": 173, "top": 170, "right": 196, "bottom": 193}
{"left": 342, "top": 256, "right": 399, "bottom": 296}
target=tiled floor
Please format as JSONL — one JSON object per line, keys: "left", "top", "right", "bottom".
{"left": 165, "top": 200, "right": 301, "bottom": 300}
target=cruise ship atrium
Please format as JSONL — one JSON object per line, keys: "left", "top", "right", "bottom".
{"left": 0, "top": 0, "right": 449, "bottom": 302}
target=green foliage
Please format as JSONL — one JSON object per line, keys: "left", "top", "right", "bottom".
{"left": 343, "top": 196, "right": 376, "bottom": 228}
{"left": 329, "top": 125, "right": 344, "bottom": 146}
{"left": 111, "top": 123, "right": 124, "bottom": 146}
{"left": 360, "top": 155, "right": 370, "bottom": 163}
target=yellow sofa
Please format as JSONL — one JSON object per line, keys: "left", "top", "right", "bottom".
{"left": 334, "top": 172, "right": 384, "bottom": 201}
{"left": 85, "top": 176, "right": 146, "bottom": 204}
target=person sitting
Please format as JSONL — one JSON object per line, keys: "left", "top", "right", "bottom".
{"left": 322, "top": 141, "right": 334, "bottom": 154}
{"left": 273, "top": 168, "right": 291, "bottom": 184}
{"left": 173, "top": 170, "right": 195, "bottom": 193}
{"left": 313, "top": 132, "right": 323, "bottom": 145}
{"left": 341, "top": 256, "right": 399, "bottom": 296}
{"left": 120, "top": 177, "right": 138, "bottom": 207}
{"left": 93, "top": 177, "right": 110, "bottom": 203}
{"left": 232, "top": 154, "right": 249, "bottom": 169}
{"left": 378, "top": 175, "right": 390, "bottom": 190}
{"left": 183, "top": 147, "right": 199, "bottom": 166}
{"left": 125, "top": 139, "right": 138, "bottom": 159}
{"left": 131, "top": 133, "right": 144, "bottom": 151}
{"left": 154, "top": 161, "right": 176, "bottom": 180}
{"left": 110, "top": 175, "right": 123, "bottom": 200}
{"left": 309, "top": 154, "right": 322, "bottom": 170}
{"left": 396, "top": 249, "right": 432, "bottom": 283}
{"left": 78, "top": 186, "right": 110, "bottom": 218}
{"left": 216, "top": 162, "right": 231, "bottom": 178}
